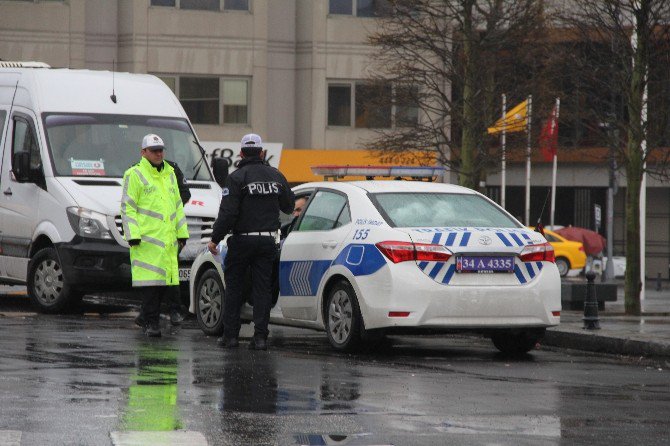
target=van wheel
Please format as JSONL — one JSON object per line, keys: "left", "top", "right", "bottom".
{"left": 325, "top": 280, "right": 364, "bottom": 352}
{"left": 491, "top": 328, "right": 545, "bottom": 356}
{"left": 28, "top": 247, "right": 82, "bottom": 313}
{"left": 195, "top": 268, "right": 225, "bottom": 336}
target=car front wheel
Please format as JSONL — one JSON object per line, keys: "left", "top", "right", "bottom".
{"left": 195, "top": 268, "right": 225, "bottom": 336}
{"left": 325, "top": 280, "right": 364, "bottom": 352}
{"left": 491, "top": 328, "right": 546, "bottom": 356}
{"left": 28, "top": 247, "right": 83, "bottom": 313}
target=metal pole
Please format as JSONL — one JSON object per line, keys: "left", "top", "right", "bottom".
{"left": 501, "top": 94, "right": 507, "bottom": 208}
{"left": 583, "top": 271, "right": 601, "bottom": 330}
{"left": 525, "top": 95, "right": 532, "bottom": 226}
{"left": 550, "top": 98, "right": 560, "bottom": 228}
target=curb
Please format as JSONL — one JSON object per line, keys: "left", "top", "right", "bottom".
{"left": 543, "top": 329, "right": 670, "bottom": 359}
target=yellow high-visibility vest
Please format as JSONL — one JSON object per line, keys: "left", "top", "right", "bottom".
{"left": 121, "top": 158, "right": 189, "bottom": 286}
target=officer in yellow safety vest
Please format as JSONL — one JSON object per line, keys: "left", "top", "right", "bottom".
{"left": 121, "top": 134, "right": 189, "bottom": 337}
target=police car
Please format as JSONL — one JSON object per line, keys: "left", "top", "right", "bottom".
{"left": 189, "top": 178, "right": 561, "bottom": 355}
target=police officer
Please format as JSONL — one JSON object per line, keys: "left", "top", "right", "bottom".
{"left": 208, "top": 133, "right": 294, "bottom": 350}
{"left": 122, "top": 134, "right": 189, "bottom": 337}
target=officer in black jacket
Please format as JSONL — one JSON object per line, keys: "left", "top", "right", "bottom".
{"left": 208, "top": 133, "right": 294, "bottom": 350}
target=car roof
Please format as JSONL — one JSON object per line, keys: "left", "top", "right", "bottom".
{"left": 295, "top": 180, "right": 477, "bottom": 195}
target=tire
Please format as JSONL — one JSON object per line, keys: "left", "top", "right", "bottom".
{"left": 28, "top": 247, "right": 83, "bottom": 313}
{"left": 325, "top": 280, "right": 364, "bottom": 352}
{"left": 195, "top": 268, "right": 225, "bottom": 335}
{"left": 491, "top": 328, "right": 546, "bottom": 356}
{"left": 555, "top": 257, "right": 570, "bottom": 277}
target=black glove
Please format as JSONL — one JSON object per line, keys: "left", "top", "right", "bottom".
{"left": 128, "top": 239, "right": 140, "bottom": 246}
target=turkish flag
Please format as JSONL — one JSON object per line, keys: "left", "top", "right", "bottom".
{"left": 539, "top": 104, "right": 559, "bottom": 162}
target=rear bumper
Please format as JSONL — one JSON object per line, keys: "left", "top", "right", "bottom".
{"left": 353, "top": 262, "right": 562, "bottom": 330}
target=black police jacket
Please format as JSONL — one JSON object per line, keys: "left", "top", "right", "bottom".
{"left": 211, "top": 157, "right": 295, "bottom": 243}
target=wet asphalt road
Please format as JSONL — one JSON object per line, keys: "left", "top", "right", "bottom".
{"left": 0, "top": 293, "right": 669, "bottom": 446}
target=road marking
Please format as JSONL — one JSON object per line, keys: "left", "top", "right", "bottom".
{"left": 110, "top": 431, "right": 208, "bottom": 446}
{"left": 0, "top": 430, "right": 21, "bottom": 446}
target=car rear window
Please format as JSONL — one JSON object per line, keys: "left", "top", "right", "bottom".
{"left": 370, "top": 192, "right": 520, "bottom": 228}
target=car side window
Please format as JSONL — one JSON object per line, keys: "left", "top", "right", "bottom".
{"left": 334, "top": 203, "right": 351, "bottom": 228}
{"left": 545, "top": 233, "right": 558, "bottom": 242}
{"left": 297, "top": 190, "right": 347, "bottom": 231}
{"left": 12, "top": 118, "right": 41, "bottom": 169}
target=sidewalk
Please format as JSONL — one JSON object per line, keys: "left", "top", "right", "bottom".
{"left": 543, "top": 279, "right": 670, "bottom": 359}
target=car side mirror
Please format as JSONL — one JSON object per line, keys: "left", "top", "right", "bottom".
{"left": 12, "top": 151, "right": 31, "bottom": 182}
{"left": 212, "top": 157, "right": 230, "bottom": 188}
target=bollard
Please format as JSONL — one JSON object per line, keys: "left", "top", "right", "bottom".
{"left": 583, "top": 271, "right": 601, "bottom": 330}
{"left": 657, "top": 272, "right": 662, "bottom": 292}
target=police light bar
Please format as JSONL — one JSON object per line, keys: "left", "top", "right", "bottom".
{"left": 310, "top": 165, "right": 446, "bottom": 181}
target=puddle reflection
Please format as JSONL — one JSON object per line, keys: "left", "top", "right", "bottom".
{"left": 122, "top": 341, "right": 182, "bottom": 431}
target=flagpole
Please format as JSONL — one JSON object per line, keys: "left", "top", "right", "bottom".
{"left": 550, "top": 98, "right": 560, "bottom": 228}
{"left": 501, "top": 94, "right": 507, "bottom": 208}
{"left": 525, "top": 95, "right": 532, "bottom": 226}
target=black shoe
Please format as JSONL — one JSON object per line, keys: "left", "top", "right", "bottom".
{"left": 169, "top": 310, "right": 184, "bottom": 326}
{"left": 134, "top": 315, "right": 145, "bottom": 328}
{"left": 248, "top": 337, "right": 268, "bottom": 351}
{"left": 217, "top": 337, "right": 239, "bottom": 349}
{"left": 145, "top": 323, "right": 161, "bottom": 338}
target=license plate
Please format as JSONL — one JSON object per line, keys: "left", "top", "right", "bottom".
{"left": 178, "top": 267, "right": 191, "bottom": 282}
{"left": 456, "top": 255, "right": 514, "bottom": 273}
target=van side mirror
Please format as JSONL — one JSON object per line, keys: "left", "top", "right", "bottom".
{"left": 12, "top": 151, "right": 31, "bottom": 182}
{"left": 212, "top": 157, "right": 230, "bottom": 188}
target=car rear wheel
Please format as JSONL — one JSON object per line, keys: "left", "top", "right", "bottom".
{"left": 195, "top": 268, "right": 225, "bottom": 336}
{"left": 491, "top": 328, "right": 545, "bottom": 356}
{"left": 28, "top": 247, "right": 83, "bottom": 313}
{"left": 326, "top": 280, "right": 364, "bottom": 352}
{"left": 555, "top": 257, "right": 570, "bottom": 277}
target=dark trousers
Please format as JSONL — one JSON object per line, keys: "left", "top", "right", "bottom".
{"left": 223, "top": 235, "right": 277, "bottom": 339}
{"left": 140, "top": 285, "right": 172, "bottom": 325}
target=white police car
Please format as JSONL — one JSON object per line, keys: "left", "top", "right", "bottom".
{"left": 189, "top": 180, "right": 561, "bottom": 354}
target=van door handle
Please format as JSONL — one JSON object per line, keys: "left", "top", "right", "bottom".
{"left": 3, "top": 188, "right": 12, "bottom": 196}
{"left": 322, "top": 240, "right": 338, "bottom": 249}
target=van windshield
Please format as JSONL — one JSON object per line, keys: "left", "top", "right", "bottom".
{"left": 43, "top": 113, "right": 212, "bottom": 180}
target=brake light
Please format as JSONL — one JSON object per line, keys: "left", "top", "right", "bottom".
{"left": 519, "top": 243, "right": 555, "bottom": 263}
{"left": 376, "top": 241, "right": 452, "bottom": 263}
{"left": 578, "top": 245, "right": 585, "bottom": 252}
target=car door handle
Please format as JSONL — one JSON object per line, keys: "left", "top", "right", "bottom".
{"left": 322, "top": 240, "right": 338, "bottom": 249}
{"left": 3, "top": 188, "right": 12, "bottom": 196}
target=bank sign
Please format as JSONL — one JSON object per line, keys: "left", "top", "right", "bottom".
{"left": 200, "top": 141, "right": 283, "bottom": 172}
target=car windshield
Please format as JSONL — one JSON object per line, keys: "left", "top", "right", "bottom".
{"left": 43, "top": 113, "right": 211, "bottom": 180}
{"left": 371, "top": 192, "right": 520, "bottom": 228}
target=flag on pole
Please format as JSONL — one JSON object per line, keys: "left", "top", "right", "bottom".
{"left": 487, "top": 99, "right": 528, "bottom": 134}
{"left": 539, "top": 103, "right": 559, "bottom": 162}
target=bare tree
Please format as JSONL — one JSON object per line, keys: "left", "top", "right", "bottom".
{"left": 365, "top": 0, "right": 550, "bottom": 190}
{"left": 557, "top": 0, "right": 670, "bottom": 315}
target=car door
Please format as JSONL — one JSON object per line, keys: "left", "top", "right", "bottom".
{"left": 0, "top": 111, "right": 43, "bottom": 280}
{"left": 279, "top": 188, "right": 352, "bottom": 320}
{"left": 0, "top": 109, "right": 7, "bottom": 278}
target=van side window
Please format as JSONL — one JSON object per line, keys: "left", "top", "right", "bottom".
{"left": 13, "top": 119, "right": 41, "bottom": 169}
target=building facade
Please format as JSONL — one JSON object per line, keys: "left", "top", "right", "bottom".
{"left": 1, "top": 0, "right": 668, "bottom": 278}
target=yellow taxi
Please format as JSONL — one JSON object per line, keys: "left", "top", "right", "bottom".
{"left": 532, "top": 228, "right": 586, "bottom": 277}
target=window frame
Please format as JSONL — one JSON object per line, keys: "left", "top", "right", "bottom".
{"left": 327, "top": 81, "right": 419, "bottom": 129}
{"left": 149, "top": 0, "right": 250, "bottom": 12}
{"left": 155, "top": 74, "right": 250, "bottom": 126}
{"left": 328, "top": 0, "right": 391, "bottom": 18}
{"left": 295, "top": 188, "right": 351, "bottom": 232}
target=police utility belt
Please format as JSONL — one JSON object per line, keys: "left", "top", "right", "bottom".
{"left": 235, "top": 231, "right": 278, "bottom": 237}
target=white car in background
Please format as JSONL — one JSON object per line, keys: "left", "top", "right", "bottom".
{"left": 189, "top": 181, "right": 561, "bottom": 355}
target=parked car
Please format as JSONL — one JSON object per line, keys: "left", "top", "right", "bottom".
{"left": 190, "top": 181, "right": 561, "bottom": 355}
{"left": 531, "top": 228, "right": 586, "bottom": 277}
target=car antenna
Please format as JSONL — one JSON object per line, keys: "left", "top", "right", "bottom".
{"left": 535, "top": 189, "right": 551, "bottom": 237}
{"left": 110, "top": 60, "right": 117, "bottom": 104}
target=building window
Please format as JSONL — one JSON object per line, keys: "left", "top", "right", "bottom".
{"left": 328, "top": 82, "right": 418, "bottom": 129}
{"left": 151, "top": 0, "right": 249, "bottom": 11}
{"left": 222, "top": 79, "right": 248, "bottom": 124}
{"left": 328, "top": 85, "right": 351, "bottom": 126}
{"left": 329, "top": 0, "right": 391, "bottom": 17}
{"left": 157, "top": 75, "right": 249, "bottom": 125}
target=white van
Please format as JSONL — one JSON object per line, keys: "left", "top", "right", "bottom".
{"left": 0, "top": 62, "right": 221, "bottom": 312}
